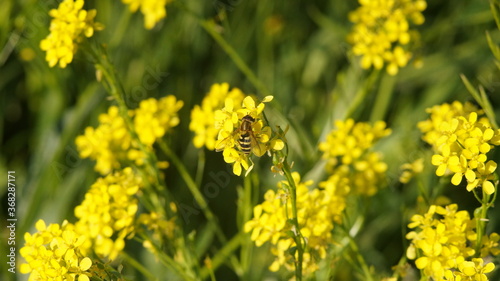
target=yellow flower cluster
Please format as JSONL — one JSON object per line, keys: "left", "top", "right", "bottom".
{"left": 244, "top": 172, "right": 349, "bottom": 276}
{"left": 214, "top": 95, "right": 284, "bottom": 176}
{"left": 40, "top": 0, "right": 103, "bottom": 68}
{"left": 76, "top": 96, "right": 182, "bottom": 175}
{"left": 190, "top": 83, "right": 245, "bottom": 150}
{"left": 121, "top": 0, "right": 172, "bottom": 29}
{"left": 418, "top": 101, "right": 500, "bottom": 195}
{"left": 319, "top": 119, "right": 391, "bottom": 196}
{"left": 347, "top": 0, "right": 427, "bottom": 75}
{"left": 20, "top": 220, "right": 93, "bottom": 281}
{"left": 406, "top": 204, "right": 498, "bottom": 280}
{"left": 74, "top": 167, "right": 142, "bottom": 260}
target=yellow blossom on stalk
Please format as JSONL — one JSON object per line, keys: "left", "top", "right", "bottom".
{"left": 319, "top": 119, "right": 391, "bottom": 196}
{"left": 134, "top": 96, "right": 183, "bottom": 146}
{"left": 190, "top": 83, "right": 245, "bottom": 150}
{"left": 76, "top": 96, "right": 182, "bottom": 175}
{"left": 399, "top": 158, "right": 424, "bottom": 183}
{"left": 20, "top": 220, "right": 93, "bottom": 281}
{"left": 244, "top": 172, "right": 349, "bottom": 276}
{"left": 347, "top": 0, "right": 426, "bottom": 75}
{"left": 406, "top": 204, "right": 499, "bottom": 281}
{"left": 418, "top": 101, "right": 500, "bottom": 195}
{"left": 214, "top": 95, "right": 284, "bottom": 176}
{"left": 40, "top": 0, "right": 104, "bottom": 68}
{"left": 74, "top": 167, "right": 142, "bottom": 260}
{"left": 121, "top": 0, "right": 172, "bottom": 29}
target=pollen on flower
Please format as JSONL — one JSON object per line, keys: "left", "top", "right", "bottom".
{"left": 74, "top": 167, "right": 142, "bottom": 260}
{"left": 319, "top": 119, "right": 391, "bottom": 196}
{"left": 347, "top": 0, "right": 427, "bottom": 75}
{"left": 406, "top": 204, "right": 499, "bottom": 281}
{"left": 418, "top": 101, "right": 500, "bottom": 195}
{"left": 40, "top": 0, "right": 104, "bottom": 68}
{"left": 121, "top": 0, "right": 173, "bottom": 29}
{"left": 214, "top": 94, "right": 283, "bottom": 176}
{"left": 244, "top": 172, "right": 349, "bottom": 277}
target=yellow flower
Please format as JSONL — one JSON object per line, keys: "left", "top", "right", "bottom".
{"left": 214, "top": 95, "right": 283, "bottom": 176}
{"left": 20, "top": 220, "right": 93, "bottom": 281}
{"left": 190, "top": 83, "right": 246, "bottom": 150}
{"left": 134, "top": 96, "right": 183, "bottom": 146}
{"left": 76, "top": 96, "right": 181, "bottom": 175}
{"left": 244, "top": 172, "right": 348, "bottom": 277}
{"left": 347, "top": 0, "right": 426, "bottom": 75}
{"left": 74, "top": 167, "right": 142, "bottom": 260}
{"left": 406, "top": 204, "right": 499, "bottom": 280}
{"left": 400, "top": 158, "right": 424, "bottom": 183}
{"left": 419, "top": 101, "right": 500, "bottom": 195}
{"left": 121, "top": 0, "right": 172, "bottom": 29}
{"left": 319, "top": 119, "right": 391, "bottom": 196}
{"left": 40, "top": 0, "right": 103, "bottom": 68}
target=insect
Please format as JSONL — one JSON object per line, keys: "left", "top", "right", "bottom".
{"left": 216, "top": 114, "right": 262, "bottom": 156}
{"left": 238, "top": 115, "right": 256, "bottom": 155}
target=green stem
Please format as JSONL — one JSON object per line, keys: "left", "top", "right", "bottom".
{"left": 158, "top": 140, "right": 227, "bottom": 244}
{"left": 345, "top": 69, "right": 381, "bottom": 119}
{"left": 343, "top": 229, "right": 374, "bottom": 281}
{"left": 121, "top": 252, "right": 157, "bottom": 281}
{"left": 370, "top": 72, "right": 396, "bottom": 122}
{"left": 157, "top": 140, "right": 243, "bottom": 274}
{"left": 200, "top": 232, "right": 244, "bottom": 279}
{"left": 474, "top": 188, "right": 492, "bottom": 256}
{"left": 198, "top": 20, "right": 272, "bottom": 97}
{"left": 277, "top": 149, "right": 304, "bottom": 281}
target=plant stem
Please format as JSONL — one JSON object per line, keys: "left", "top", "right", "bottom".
{"left": 158, "top": 140, "right": 227, "bottom": 244}
{"left": 198, "top": 20, "right": 273, "bottom": 98}
{"left": 370, "top": 72, "right": 395, "bottom": 122}
{"left": 343, "top": 228, "right": 374, "bottom": 281}
{"left": 121, "top": 252, "right": 158, "bottom": 281}
{"left": 277, "top": 149, "right": 304, "bottom": 281}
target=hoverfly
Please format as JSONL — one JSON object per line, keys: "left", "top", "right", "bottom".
{"left": 216, "top": 114, "right": 263, "bottom": 156}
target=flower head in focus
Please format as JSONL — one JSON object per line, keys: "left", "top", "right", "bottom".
{"left": 418, "top": 101, "right": 500, "bottom": 195}
{"left": 40, "top": 0, "right": 104, "bottom": 68}
{"left": 121, "top": 0, "right": 173, "bottom": 29}
{"left": 319, "top": 119, "right": 391, "bottom": 196}
{"left": 347, "top": 0, "right": 427, "bottom": 75}
{"left": 190, "top": 83, "right": 246, "bottom": 150}
{"left": 214, "top": 95, "right": 284, "bottom": 176}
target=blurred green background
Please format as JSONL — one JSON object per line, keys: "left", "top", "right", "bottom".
{"left": 1, "top": 0, "right": 500, "bottom": 280}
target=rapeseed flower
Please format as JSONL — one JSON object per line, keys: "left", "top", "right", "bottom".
{"left": 418, "top": 101, "right": 500, "bottom": 195}
{"left": 74, "top": 167, "right": 142, "bottom": 260}
{"left": 244, "top": 172, "right": 348, "bottom": 276}
{"left": 76, "top": 96, "right": 182, "bottom": 174}
{"left": 319, "top": 119, "right": 391, "bottom": 196}
{"left": 406, "top": 204, "right": 498, "bottom": 281}
{"left": 190, "top": 83, "right": 245, "bottom": 150}
{"left": 347, "top": 0, "right": 427, "bottom": 75}
{"left": 121, "top": 0, "right": 172, "bottom": 29}
{"left": 214, "top": 95, "right": 284, "bottom": 176}
{"left": 20, "top": 220, "right": 93, "bottom": 281}
{"left": 399, "top": 158, "right": 424, "bottom": 183}
{"left": 40, "top": 0, "right": 103, "bottom": 68}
